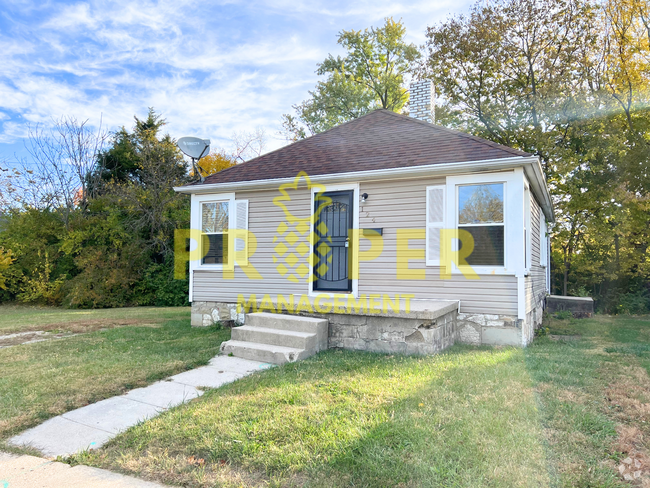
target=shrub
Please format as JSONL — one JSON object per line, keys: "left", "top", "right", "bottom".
{"left": 617, "top": 290, "right": 650, "bottom": 315}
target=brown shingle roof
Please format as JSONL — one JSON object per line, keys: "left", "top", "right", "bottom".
{"left": 196, "top": 109, "right": 530, "bottom": 186}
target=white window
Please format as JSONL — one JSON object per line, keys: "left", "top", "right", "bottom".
{"left": 201, "top": 201, "right": 229, "bottom": 264}
{"left": 191, "top": 193, "right": 249, "bottom": 269}
{"left": 426, "top": 185, "right": 445, "bottom": 266}
{"left": 457, "top": 183, "right": 505, "bottom": 266}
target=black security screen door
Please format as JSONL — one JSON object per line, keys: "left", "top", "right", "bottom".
{"left": 313, "top": 190, "right": 353, "bottom": 292}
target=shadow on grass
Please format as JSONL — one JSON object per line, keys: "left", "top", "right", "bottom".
{"left": 82, "top": 346, "right": 551, "bottom": 488}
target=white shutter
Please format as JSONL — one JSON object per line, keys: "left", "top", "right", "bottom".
{"left": 540, "top": 215, "right": 547, "bottom": 267}
{"left": 234, "top": 199, "right": 249, "bottom": 265}
{"left": 426, "top": 185, "right": 445, "bottom": 266}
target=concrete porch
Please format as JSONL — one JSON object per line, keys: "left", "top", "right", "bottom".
{"left": 200, "top": 297, "right": 460, "bottom": 358}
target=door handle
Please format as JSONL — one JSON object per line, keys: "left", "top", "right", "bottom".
{"left": 345, "top": 237, "right": 349, "bottom": 248}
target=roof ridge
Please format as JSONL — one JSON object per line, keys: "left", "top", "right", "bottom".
{"left": 378, "top": 110, "right": 530, "bottom": 157}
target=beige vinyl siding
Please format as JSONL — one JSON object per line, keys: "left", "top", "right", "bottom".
{"left": 193, "top": 176, "right": 518, "bottom": 315}
{"left": 525, "top": 192, "right": 547, "bottom": 313}
{"left": 359, "top": 178, "right": 517, "bottom": 315}
{"left": 193, "top": 185, "right": 311, "bottom": 302}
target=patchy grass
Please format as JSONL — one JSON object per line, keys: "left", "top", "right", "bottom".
{"left": 68, "top": 314, "right": 650, "bottom": 488}
{"left": 526, "top": 314, "right": 650, "bottom": 487}
{"left": 0, "top": 307, "right": 229, "bottom": 442}
{"left": 70, "top": 346, "right": 550, "bottom": 487}
{"left": 0, "top": 304, "right": 189, "bottom": 334}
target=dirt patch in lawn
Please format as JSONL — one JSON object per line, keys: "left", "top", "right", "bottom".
{"left": 37, "top": 318, "right": 160, "bottom": 333}
{"left": 0, "top": 331, "right": 77, "bottom": 348}
{"left": 0, "top": 319, "right": 162, "bottom": 348}
{"left": 549, "top": 334, "right": 581, "bottom": 341}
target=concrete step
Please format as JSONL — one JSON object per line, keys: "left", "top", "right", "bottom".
{"left": 245, "top": 312, "right": 328, "bottom": 351}
{"left": 231, "top": 325, "right": 317, "bottom": 351}
{"left": 220, "top": 340, "right": 307, "bottom": 365}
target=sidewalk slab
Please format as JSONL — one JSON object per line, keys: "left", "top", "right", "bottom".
{"left": 168, "top": 366, "right": 242, "bottom": 388}
{"left": 0, "top": 452, "right": 166, "bottom": 487}
{"left": 8, "top": 354, "right": 272, "bottom": 459}
{"left": 62, "top": 397, "right": 162, "bottom": 434}
{"left": 8, "top": 416, "right": 113, "bottom": 457}
{"left": 122, "top": 380, "right": 202, "bottom": 409}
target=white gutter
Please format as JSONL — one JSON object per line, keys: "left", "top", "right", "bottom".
{"left": 175, "top": 155, "right": 554, "bottom": 222}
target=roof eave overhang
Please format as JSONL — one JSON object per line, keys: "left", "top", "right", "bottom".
{"left": 175, "top": 155, "right": 555, "bottom": 222}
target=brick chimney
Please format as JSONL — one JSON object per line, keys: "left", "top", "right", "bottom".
{"left": 409, "top": 80, "right": 435, "bottom": 124}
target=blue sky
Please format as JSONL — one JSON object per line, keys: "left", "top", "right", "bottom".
{"left": 0, "top": 0, "right": 473, "bottom": 163}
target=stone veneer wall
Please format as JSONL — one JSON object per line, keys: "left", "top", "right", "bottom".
{"left": 305, "top": 310, "right": 457, "bottom": 355}
{"left": 191, "top": 301, "right": 244, "bottom": 327}
{"left": 456, "top": 313, "right": 522, "bottom": 346}
{"left": 191, "top": 300, "right": 540, "bottom": 349}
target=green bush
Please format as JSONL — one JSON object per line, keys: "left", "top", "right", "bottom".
{"left": 617, "top": 290, "right": 650, "bottom": 315}
{"left": 135, "top": 257, "right": 189, "bottom": 307}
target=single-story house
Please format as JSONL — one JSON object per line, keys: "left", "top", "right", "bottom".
{"left": 174, "top": 81, "right": 553, "bottom": 359}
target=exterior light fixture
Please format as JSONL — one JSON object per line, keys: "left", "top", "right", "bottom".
{"left": 361, "top": 193, "right": 369, "bottom": 203}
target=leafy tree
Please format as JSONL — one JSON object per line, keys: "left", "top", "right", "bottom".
{"left": 424, "top": 0, "right": 650, "bottom": 309}
{"left": 191, "top": 150, "right": 236, "bottom": 178}
{"left": 282, "top": 18, "right": 419, "bottom": 139}
{"left": 94, "top": 108, "right": 186, "bottom": 186}
{"left": 0, "top": 247, "right": 14, "bottom": 290}
{"left": 0, "top": 208, "right": 71, "bottom": 304}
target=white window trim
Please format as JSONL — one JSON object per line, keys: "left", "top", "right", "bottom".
{"left": 540, "top": 214, "right": 547, "bottom": 268}
{"left": 524, "top": 182, "right": 531, "bottom": 276}
{"left": 308, "top": 183, "right": 359, "bottom": 299}
{"left": 426, "top": 184, "right": 445, "bottom": 266}
{"left": 446, "top": 170, "right": 525, "bottom": 276}
{"left": 190, "top": 192, "right": 235, "bottom": 271}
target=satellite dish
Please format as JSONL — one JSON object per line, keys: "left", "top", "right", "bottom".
{"left": 178, "top": 137, "right": 210, "bottom": 160}
{"left": 177, "top": 137, "right": 210, "bottom": 182}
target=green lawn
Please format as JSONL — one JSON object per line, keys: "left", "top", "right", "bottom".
{"left": 0, "top": 305, "right": 229, "bottom": 442}
{"left": 66, "top": 314, "right": 650, "bottom": 487}
{"left": 0, "top": 304, "right": 192, "bottom": 334}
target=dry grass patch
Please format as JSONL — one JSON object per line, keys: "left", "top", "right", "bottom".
{"left": 0, "top": 308, "right": 229, "bottom": 440}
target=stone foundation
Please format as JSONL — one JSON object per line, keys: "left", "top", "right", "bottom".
{"left": 191, "top": 300, "right": 538, "bottom": 351}
{"left": 191, "top": 301, "right": 244, "bottom": 327}
{"left": 309, "top": 309, "right": 457, "bottom": 355}
{"left": 456, "top": 313, "right": 522, "bottom": 346}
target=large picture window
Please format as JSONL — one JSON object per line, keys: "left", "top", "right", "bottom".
{"left": 458, "top": 183, "right": 504, "bottom": 266}
{"left": 201, "top": 201, "right": 229, "bottom": 264}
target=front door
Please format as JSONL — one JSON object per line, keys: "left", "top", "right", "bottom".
{"left": 313, "top": 190, "right": 353, "bottom": 292}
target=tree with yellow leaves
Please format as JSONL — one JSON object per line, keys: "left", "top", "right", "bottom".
{"left": 0, "top": 247, "right": 14, "bottom": 290}
{"left": 191, "top": 149, "right": 237, "bottom": 178}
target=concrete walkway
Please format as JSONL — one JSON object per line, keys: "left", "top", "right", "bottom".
{"left": 0, "top": 451, "right": 166, "bottom": 487}
{"left": 8, "top": 356, "right": 272, "bottom": 458}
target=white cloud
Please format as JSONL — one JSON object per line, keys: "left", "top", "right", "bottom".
{"left": 0, "top": 0, "right": 472, "bottom": 154}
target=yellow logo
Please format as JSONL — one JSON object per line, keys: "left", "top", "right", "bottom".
{"left": 271, "top": 172, "right": 332, "bottom": 283}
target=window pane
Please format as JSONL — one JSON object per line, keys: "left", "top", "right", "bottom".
{"left": 202, "top": 233, "right": 228, "bottom": 264}
{"left": 459, "top": 225, "right": 504, "bottom": 266}
{"left": 202, "top": 202, "right": 229, "bottom": 233}
{"left": 458, "top": 184, "right": 504, "bottom": 224}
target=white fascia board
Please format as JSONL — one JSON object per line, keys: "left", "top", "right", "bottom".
{"left": 175, "top": 155, "right": 554, "bottom": 222}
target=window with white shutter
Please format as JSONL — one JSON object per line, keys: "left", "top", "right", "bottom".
{"left": 234, "top": 199, "right": 249, "bottom": 265}
{"left": 426, "top": 185, "right": 445, "bottom": 266}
